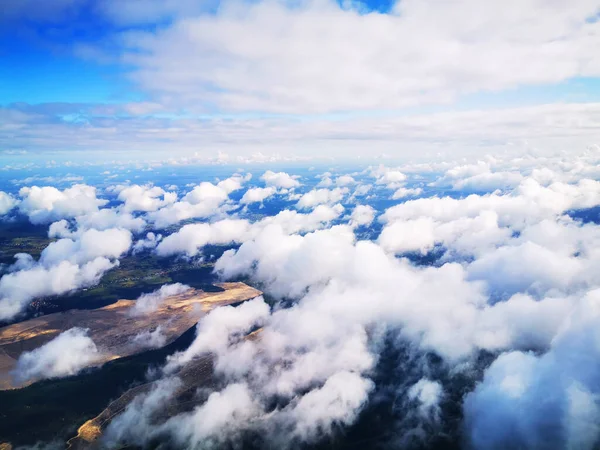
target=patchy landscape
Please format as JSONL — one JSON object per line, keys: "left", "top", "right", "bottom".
{"left": 0, "top": 282, "right": 261, "bottom": 389}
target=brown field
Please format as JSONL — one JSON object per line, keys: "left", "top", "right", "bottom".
{"left": 0, "top": 282, "right": 262, "bottom": 390}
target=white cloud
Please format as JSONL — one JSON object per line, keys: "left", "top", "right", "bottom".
{"left": 12, "top": 327, "right": 102, "bottom": 384}
{"left": 349, "top": 204, "right": 375, "bottom": 227}
{"left": 372, "top": 166, "right": 408, "bottom": 188}
{"left": 240, "top": 186, "right": 277, "bottom": 204}
{"left": 464, "top": 290, "right": 600, "bottom": 449}
{"left": 155, "top": 204, "right": 345, "bottom": 258}
{"left": 117, "top": 184, "right": 177, "bottom": 212}
{"left": 5, "top": 103, "right": 600, "bottom": 160}
{"left": 155, "top": 219, "right": 250, "bottom": 257}
{"left": 75, "top": 209, "right": 146, "bottom": 233}
{"left": 146, "top": 177, "right": 245, "bottom": 228}
{"left": 296, "top": 187, "right": 347, "bottom": 209}
{"left": 130, "top": 326, "right": 168, "bottom": 349}
{"left": 131, "top": 283, "right": 191, "bottom": 315}
{"left": 26, "top": 154, "right": 600, "bottom": 449}
{"left": 0, "top": 191, "right": 17, "bottom": 215}
{"left": 162, "top": 382, "right": 261, "bottom": 448}
{"left": 433, "top": 162, "right": 525, "bottom": 192}
{"left": 288, "top": 371, "right": 373, "bottom": 441}
{"left": 407, "top": 379, "right": 443, "bottom": 422}
{"left": 122, "top": 0, "right": 600, "bottom": 114}
{"left": 167, "top": 297, "right": 270, "bottom": 369}
{"left": 261, "top": 170, "right": 301, "bottom": 189}
{"left": 392, "top": 187, "right": 423, "bottom": 199}
{"left": 132, "top": 231, "right": 162, "bottom": 253}
{"left": 18, "top": 184, "right": 107, "bottom": 224}
{"left": 0, "top": 228, "right": 132, "bottom": 320}
{"left": 335, "top": 175, "right": 356, "bottom": 187}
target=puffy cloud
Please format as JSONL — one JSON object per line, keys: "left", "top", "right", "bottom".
{"left": 380, "top": 178, "right": 600, "bottom": 257}
{"left": 371, "top": 165, "right": 408, "bottom": 188}
{"left": 147, "top": 178, "right": 241, "bottom": 228}
{"left": 0, "top": 228, "right": 132, "bottom": 320}
{"left": 464, "top": 290, "right": 600, "bottom": 450}
{"left": 155, "top": 204, "right": 345, "bottom": 257}
{"left": 286, "top": 371, "right": 373, "bottom": 442}
{"left": 432, "top": 162, "right": 524, "bottom": 192}
{"left": 296, "top": 187, "right": 347, "bottom": 209}
{"left": 335, "top": 175, "right": 356, "bottom": 187}
{"left": 240, "top": 186, "right": 277, "bottom": 204}
{"left": 49, "top": 210, "right": 146, "bottom": 238}
{"left": 75, "top": 209, "right": 146, "bottom": 233}
{"left": 0, "top": 191, "right": 18, "bottom": 215}
{"left": 117, "top": 184, "right": 177, "bottom": 212}
{"left": 352, "top": 184, "right": 372, "bottom": 197}
{"left": 18, "top": 184, "right": 107, "bottom": 224}
{"left": 167, "top": 297, "right": 270, "bottom": 369}
{"left": 407, "top": 379, "right": 443, "bottom": 422}
{"left": 155, "top": 219, "right": 251, "bottom": 257}
{"left": 12, "top": 327, "right": 102, "bottom": 384}
{"left": 131, "top": 283, "right": 191, "bottom": 315}
{"left": 162, "top": 382, "right": 261, "bottom": 447}
{"left": 130, "top": 326, "right": 168, "bottom": 349}
{"left": 21, "top": 155, "right": 600, "bottom": 449}
{"left": 132, "top": 231, "right": 162, "bottom": 253}
{"left": 104, "top": 377, "right": 183, "bottom": 446}
{"left": 349, "top": 204, "right": 375, "bottom": 227}
{"left": 261, "top": 171, "right": 301, "bottom": 189}
{"left": 40, "top": 228, "right": 132, "bottom": 266}
{"left": 378, "top": 211, "right": 511, "bottom": 257}
{"left": 218, "top": 173, "right": 252, "bottom": 193}
{"left": 392, "top": 187, "right": 423, "bottom": 199}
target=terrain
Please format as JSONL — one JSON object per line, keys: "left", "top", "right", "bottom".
{"left": 0, "top": 282, "right": 262, "bottom": 390}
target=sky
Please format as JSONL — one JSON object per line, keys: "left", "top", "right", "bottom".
{"left": 1, "top": 0, "right": 600, "bottom": 164}
{"left": 4, "top": 3, "right": 600, "bottom": 447}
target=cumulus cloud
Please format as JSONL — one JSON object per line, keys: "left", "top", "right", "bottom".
{"left": 0, "top": 191, "right": 17, "bottom": 215}
{"left": 18, "top": 184, "right": 107, "bottom": 224}
{"left": 379, "top": 177, "right": 600, "bottom": 260}
{"left": 156, "top": 219, "right": 251, "bottom": 257}
{"left": 117, "top": 184, "right": 177, "bottom": 212}
{"left": 296, "top": 188, "right": 347, "bottom": 209}
{"left": 162, "top": 382, "right": 261, "bottom": 447}
{"left": 131, "top": 326, "right": 168, "bottom": 349}
{"left": 12, "top": 327, "right": 102, "bottom": 384}
{"left": 240, "top": 186, "right": 277, "bottom": 204}
{"left": 392, "top": 187, "right": 423, "bottom": 199}
{"left": 371, "top": 165, "right": 408, "bottom": 188}
{"left": 48, "top": 209, "right": 146, "bottom": 238}
{"left": 349, "top": 204, "right": 375, "bottom": 227}
{"left": 131, "top": 283, "right": 191, "bottom": 315}
{"left": 261, "top": 171, "right": 301, "bottom": 189}
{"left": 0, "top": 228, "right": 132, "bottom": 320}
{"left": 407, "top": 379, "right": 443, "bottom": 423}
{"left": 147, "top": 175, "right": 248, "bottom": 228}
{"left": 335, "top": 175, "right": 356, "bottom": 187}
{"left": 132, "top": 231, "right": 162, "bottom": 253}
{"left": 432, "top": 161, "right": 524, "bottom": 192}
{"left": 17, "top": 153, "right": 600, "bottom": 449}
{"left": 155, "top": 204, "right": 345, "bottom": 257}
{"left": 167, "top": 297, "right": 270, "bottom": 369}
{"left": 464, "top": 289, "right": 600, "bottom": 449}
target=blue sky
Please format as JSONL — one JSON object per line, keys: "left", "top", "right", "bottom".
{"left": 1, "top": 0, "right": 600, "bottom": 163}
